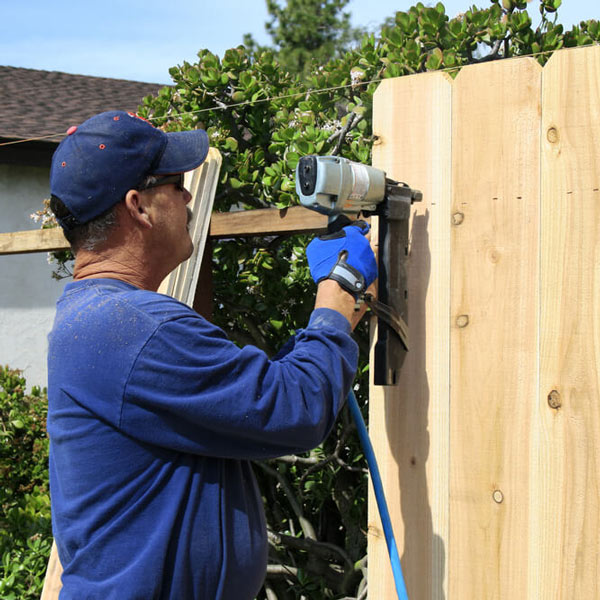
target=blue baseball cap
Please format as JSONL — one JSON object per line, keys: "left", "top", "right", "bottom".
{"left": 50, "top": 110, "right": 210, "bottom": 228}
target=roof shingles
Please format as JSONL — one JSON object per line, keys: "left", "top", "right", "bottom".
{"left": 0, "top": 66, "right": 166, "bottom": 142}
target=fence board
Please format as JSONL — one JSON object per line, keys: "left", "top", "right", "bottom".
{"left": 534, "top": 45, "right": 600, "bottom": 599}
{"left": 370, "top": 71, "right": 452, "bottom": 600}
{"left": 0, "top": 207, "right": 327, "bottom": 257}
{"left": 0, "top": 228, "right": 67, "bottom": 254}
{"left": 209, "top": 205, "right": 327, "bottom": 238}
{"left": 449, "top": 57, "right": 541, "bottom": 600}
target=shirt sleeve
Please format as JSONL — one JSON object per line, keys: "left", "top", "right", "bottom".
{"left": 121, "top": 308, "right": 358, "bottom": 459}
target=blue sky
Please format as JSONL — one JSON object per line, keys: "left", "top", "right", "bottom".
{"left": 0, "top": 1, "right": 593, "bottom": 84}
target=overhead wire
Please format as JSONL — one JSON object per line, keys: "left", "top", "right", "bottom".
{"left": 0, "top": 76, "right": 383, "bottom": 148}
{"left": 0, "top": 133, "right": 67, "bottom": 146}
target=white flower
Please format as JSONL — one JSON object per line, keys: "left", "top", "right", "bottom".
{"left": 322, "top": 119, "right": 342, "bottom": 134}
{"left": 350, "top": 67, "right": 366, "bottom": 88}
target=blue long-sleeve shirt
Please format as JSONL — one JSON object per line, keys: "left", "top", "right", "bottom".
{"left": 47, "top": 278, "right": 358, "bottom": 599}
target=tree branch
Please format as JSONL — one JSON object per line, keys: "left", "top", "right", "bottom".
{"left": 266, "top": 564, "right": 299, "bottom": 577}
{"left": 489, "top": 38, "right": 503, "bottom": 59}
{"left": 268, "top": 530, "right": 354, "bottom": 568}
{"left": 270, "top": 454, "right": 323, "bottom": 465}
{"left": 256, "top": 461, "right": 317, "bottom": 540}
{"left": 217, "top": 298, "right": 274, "bottom": 354}
{"left": 328, "top": 112, "right": 358, "bottom": 156}
{"left": 297, "top": 422, "right": 367, "bottom": 490}
{"left": 264, "top": 583, "right": 279, "bottom": 600}
{"left": 211, "top": 95, "right": 251, "bottom": 153}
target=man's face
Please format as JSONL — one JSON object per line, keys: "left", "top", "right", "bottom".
{"left": 141, "top": 174, "right": 194, "bottom": 269}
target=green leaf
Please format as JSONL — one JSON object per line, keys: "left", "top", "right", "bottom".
{"left": 285, "top": 151, "right": 300, "bottom": 169}
{"left": 426, "top": 48, "right": 443, "bottom": 70}
{"left": 224, "top": 137, "right": 238, "bottom": 151}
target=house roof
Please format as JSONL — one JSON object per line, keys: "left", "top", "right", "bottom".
{"left": 0, "top": 66, "right": 166, "bottom": 143}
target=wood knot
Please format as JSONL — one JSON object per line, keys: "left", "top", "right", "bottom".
{"left": 452, "top": 212, "right": 464, "bottom": 226}
{"left": 487, "top": 248, "right": 500, "bottom": 264}
{"left": 367, "top": 525, "right": 384, "bottom": 539}
{"left": 547, "top": 127, "right": 560, "bottom": 144}
{"left": 547, "top": 389, "right": 562, "bottom": 410}
{"left": 456, "top": 315, "right": 469, "bottom": 328}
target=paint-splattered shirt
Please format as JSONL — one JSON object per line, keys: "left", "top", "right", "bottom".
{"left": 47, "top": 278, "right": 356, "bottom": 599}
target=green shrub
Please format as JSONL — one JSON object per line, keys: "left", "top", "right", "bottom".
{"left": 0, "top": 367, "right": 51, "bottom": 599}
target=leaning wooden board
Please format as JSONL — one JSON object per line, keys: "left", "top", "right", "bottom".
{"left": 40, "top": 148, "right": 222, "bottom": 599}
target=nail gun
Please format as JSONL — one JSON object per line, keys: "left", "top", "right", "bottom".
{"left": 296, "top": 155, "right": 422, "bottom": 386}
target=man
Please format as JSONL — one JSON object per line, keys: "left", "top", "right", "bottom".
{"left": 47, "top": 110, "right": 377, "bottom": 599}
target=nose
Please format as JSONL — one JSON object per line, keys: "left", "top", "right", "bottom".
{"left": 183, "top": 187, "right": 192, "bottom": 204}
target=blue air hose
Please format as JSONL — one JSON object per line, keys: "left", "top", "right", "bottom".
{"left": 347, "top": 388, "right": 409, "bottom": 600}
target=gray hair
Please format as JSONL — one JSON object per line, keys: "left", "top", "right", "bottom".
{"left": 50, "top": 174, "right": 158, "bottom": 254}
{"left": 73, "top": 207, "right": 119, "bottom": 253}
{"left": 137, "top": 174, "right": 160, "bottom": 189}
{"left": 49, "top": 196, "right": 118, "bottom": 255}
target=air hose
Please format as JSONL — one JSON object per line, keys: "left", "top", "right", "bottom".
{"left": 347, "top": 389, "right": 409, "bottom": 600}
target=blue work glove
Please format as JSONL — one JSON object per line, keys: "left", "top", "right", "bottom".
{"left": 306, "top": 221, "right": 377, "bottom": 297}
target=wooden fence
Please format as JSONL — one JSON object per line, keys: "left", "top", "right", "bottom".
{"left": 368, "top": 45, "right": 600, "bottom": 599}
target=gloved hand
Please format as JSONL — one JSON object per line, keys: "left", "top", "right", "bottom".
{"left": 306, "top": 221, "right": 377, "bottom": 298}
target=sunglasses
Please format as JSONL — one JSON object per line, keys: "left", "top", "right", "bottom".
{"left": 138, "top": 173, "right": 185, "bottom": 192}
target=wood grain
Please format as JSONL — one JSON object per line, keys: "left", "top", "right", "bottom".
{"left": 209, "top": 205, "right": 326, "bottom": 238}
{"left": 40, "top": 542, "right": 62, "bottom": 600}
{"left": 0, "top": 227, "right": 67, "bottom": 254}
{"left": 449, "top": 56, "right": 542, "bottom": 600}
{"left": 370, "top": 70, "right": 452, "bottom": 600}
{"left": 533, "top": 45, "right": 600, "bottom": 600}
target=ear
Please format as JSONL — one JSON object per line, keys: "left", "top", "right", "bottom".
{"left": 124, "top": 189, "right": 152, "bottom": 229}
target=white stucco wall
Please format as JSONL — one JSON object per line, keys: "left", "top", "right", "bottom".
{"left": 0, "top": 164, "right": 68, "bottom": 389}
